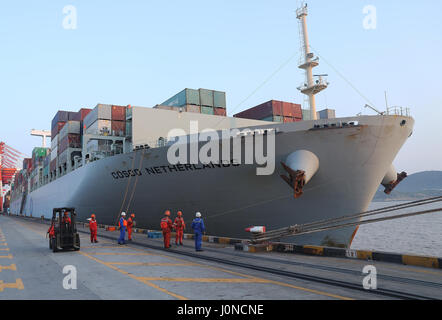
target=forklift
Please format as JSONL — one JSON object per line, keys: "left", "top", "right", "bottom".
{"left": 47, "top": 208, "right": 80, "bottom": 252}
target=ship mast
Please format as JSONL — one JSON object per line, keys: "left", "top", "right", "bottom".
{"left": 296, "top": 3, "right": 328, "bottom": 120}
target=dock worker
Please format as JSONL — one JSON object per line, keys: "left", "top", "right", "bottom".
{"left": 191, "top": 212, "right": 205, "bottom": 252}
{"left": 89, "top": 214, "right": 98, "bottom": 243}
{"left": 62, "top": 211, "right": 71, "bottom": 225}
{"left": 174, "top": 211, "right": 186, "bottom": 246}
{"left": 127, "top": 213, "right": 135, "bottom": 241}
{"left": 160, "top": 210, "right": 173, "bottom": 249}
{"left": 118, "top": 212, "right": 127, "bottom": 245}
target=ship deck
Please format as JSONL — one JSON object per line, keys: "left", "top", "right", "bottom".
{"left": 1, "top": 214, "right": 441, "bottom": 300}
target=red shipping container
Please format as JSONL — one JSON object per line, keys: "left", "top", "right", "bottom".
{"left": 72, "top": 108, "right": 92, "bottom": 121}
{"left": 214, "top": 107, "right": 227, "bottom": 116}
{"left": 234, "top": 100, "right": 284, "bottom": 120}
{"left": 51, "top": 122, "right": 66, "bottom": 139}
{"left": 282, "top": 102, "right": 302, "bottom": 118}
{"left": 112, "top": 105, "right": 126, "bottom": 121}
{"left": 111, "top": 120, "right": 126, "bottom": 136}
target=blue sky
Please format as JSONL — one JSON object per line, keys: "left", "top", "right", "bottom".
{"left": 0, "top": 0, "right": 441, "bottom": 173}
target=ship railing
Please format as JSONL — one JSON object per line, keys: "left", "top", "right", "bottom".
{"left": 386, "top": 106, "right": 411, "bottom": 117}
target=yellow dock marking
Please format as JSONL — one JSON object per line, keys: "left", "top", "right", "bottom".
{"left": 0, "top": 243, "right": 7, "bottom": 246}
{"left": 136, "top": 277, "right": 272, "bottom": 283}
{"left": 106, "top": 262, "right": 202, "bottom": 267}
{"left": 0, "top": 279, "right": 24, "bottom": 292}
{"left": 0, "top": 264, "right": 17, "bottom": 272}
{"left": 0, "top": 248, "right": 10, "bottom": 252}
{"left": 0, "top": 254, "right": 13, "bottom": 259}
{"left": 88, "top": 252, "right": 157, "bottom": 256}
{"left": 78, "top": 251, "right": 188, "bottom": 300}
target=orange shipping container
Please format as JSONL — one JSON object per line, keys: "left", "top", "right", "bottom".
{"left": 214, "top": 107, "right": 227, "bottom": 116}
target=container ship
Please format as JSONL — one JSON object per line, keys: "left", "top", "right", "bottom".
{"left": 8, "top": 4, "right": 414, "bottom": 247}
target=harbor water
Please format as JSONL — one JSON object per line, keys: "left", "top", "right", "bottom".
{"left": 351, "top": 201, "right": 442, "bottom": 257}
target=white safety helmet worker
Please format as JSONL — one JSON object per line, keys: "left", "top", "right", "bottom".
{"left": 195, "top": 212, "right": 201, "bottom": 218}
{"left": 121, "top": 212, "right": 126, "bottom": 216}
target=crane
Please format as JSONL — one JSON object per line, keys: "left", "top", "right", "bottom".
{"left": 0, "top": 142, "right": 28, "bottom": 212}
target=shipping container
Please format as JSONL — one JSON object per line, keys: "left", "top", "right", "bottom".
{"left": 32, "top": 147, "right": 49, "bottom": 158}
{"left": 85, "top": 119, "right": 112, "bottom": 136}
{"left": 71, "top": 108, "right": 92, "bottom": 122}
{"left": 201, "top": 106, "right": 214, "bottom": 115}
{"left": 51, "top": 135, "right": 58, "bottom": 149}
{"left": 51, "top": 122, "right": 66, "bottom": 139}
{"left": 58, "top": 149, "right": 68, "bottom": 164}
{"left": 302, "top": 109, "right": 311, "bottom": 120}
{"left": 51, "top": 147, "right": 58, "bottom": 161}
{"left": 317, "top": 108, "right": 336, "bottom": 120}
{"left": 161, "top": 88, "right": 200, "bottom": 107}
{"left": 83, "top": 104, "right": 112, "bottom": 129}
{"left": 126, "top": 120, "right": 132, "bottom": 137}
{"left": 213, "top": 91, "right": 227, "bottom": 109}
{"left": 261, "top": 115, "right": 283, "bottom": 123}
{"left": 234, "top": 100, "right": 284, "bottom": 120}
{"left": 59, "top": 121, "right": 81, "bottom": 138}
{"left": 199, "top": 88, "right": 214, "bottom": 107}
{"left": 213, "top": 107, "right": 227, "bottom": 116}
{"left": 111, "top": 105, "right": 126, "bottom": 121}
{"left": 50, "top": 159, "right": 57, "bottom": 172}
{"left": 59, "top": 134, "right": 81, "bottom": 153}
{"left": 282, "top": 102, "right": 302, "bottom": 118}
{"left": 283, "top": 116, "right": 302, "bottom": 123}
{"left": 22, "top": 158, "right": 32, "bottom": 170}
{"left": 111, "top": 120, "right": 126, "bottom": 136}
{"left": 51, "top": 111, "right": 70, "bottom": 129}
{"left": 185, "top": 105, "right": 201, "bottom": 114}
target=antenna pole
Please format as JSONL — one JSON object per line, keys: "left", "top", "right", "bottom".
{"left": 296, "top": 3, "right": 328, "bottom": 121}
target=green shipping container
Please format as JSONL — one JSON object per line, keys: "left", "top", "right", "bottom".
{"left": 199, "top": 89, "right": 214, "bottom": 107}
{"left": 213, "top": 91, "right": 226, "bottom": 109}
{"left": 162, "top": 88, "right": 200, "bottom": 107}
{"left": 32, "top": 147, "right": 49, "bottom": 157}
{"left": 201, "top": 106, "right": 214, "bottom": 115}
{"left": 261, "top": 116, "right": 283, "bottom": 123}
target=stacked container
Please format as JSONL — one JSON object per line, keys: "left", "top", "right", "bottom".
{"left": 32, "top": 147, "right": 50, "bottom": 168}
{"left": 159, "top": 88, "right": 227, "bottom": 116}
{"left": 234, "top": 100, "right": 302, "bottom": 123}
{"left": 317, "top": 108, "right": 336, "bottom": 120}
{"left": 111, "top": 105, "right": 126, "bottom": 137}
{"left": 84, "top": 104, "right": 113, "bottom": 136}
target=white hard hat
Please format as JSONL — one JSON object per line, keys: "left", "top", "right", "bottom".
{"left": 121, "top": 212, "right": 126, "bottom": 216}
{"left": 195, "top": 212, "right": 201, "bottom": 218}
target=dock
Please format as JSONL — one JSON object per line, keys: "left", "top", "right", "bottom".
{"left": 0, "top": 214, "right": 441, "bottom": 300}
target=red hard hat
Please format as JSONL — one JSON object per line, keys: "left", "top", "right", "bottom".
{"left": 165, "top": 210, "right": 170, "bottom": 216}
{"left": 131, "top": 213, "right": 135, "bottom": 218}
{"left": 177, "top": 211, "right": 182, "bottom": 216}
{"left": 91, "top": 214, "right": 96, "bottom": 218}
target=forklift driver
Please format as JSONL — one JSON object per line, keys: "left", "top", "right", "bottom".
{"left": 62, "top": 211, "right": 72, "bottom": 232}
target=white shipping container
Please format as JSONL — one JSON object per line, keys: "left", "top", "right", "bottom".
{"left": 51, "top": 147, "right": 58, "bottom": 161}
{"left": 59, "top": 121, "right": 81, "bottom": 138}
{"left": 84, "top": 104, "right": 112, "bottom": 129}
{"left": 85, "top": 120, "right": 112, "bottom": 136}
{"left": 51, "top": 135, "right": 58, "bottom": 149}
